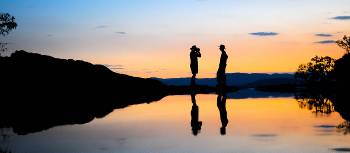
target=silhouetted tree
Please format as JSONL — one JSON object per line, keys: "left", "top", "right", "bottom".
{"left": 0, "top": 13, "right": 17, "bottom": 54}
{"left": 336, "top": 35, "right": 350, "bottom": 54}
{"left": 295, "top": 56, "right": 335, "bottom": 85}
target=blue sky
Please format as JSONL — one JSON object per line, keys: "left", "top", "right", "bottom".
{"left": 2, "top": 0, "right": 350, "bottom": 77}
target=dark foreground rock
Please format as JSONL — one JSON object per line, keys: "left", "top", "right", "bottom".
{"left": 0, "top": 50, "right": 170, "bottom": 135}
{"left": 334, "top": 53, "right": 350, "bottom": 121}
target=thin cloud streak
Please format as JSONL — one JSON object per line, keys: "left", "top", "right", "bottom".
{"left": 315, "top": 33, "right": 333, "bottom": 37}
{"left": 331, "top": 16, "right": 350, "bottom": 20}
{"left": 94, "top": 25, "right": 109, "bottom": 29}
{"left": 115, "top": 32, "right": 127, "bottom": 35}
{"left": 314, "top": 40, "right": 336, "bottom": 44}
{"left": 249, "top": 32, "right": 279, "bottom": 36}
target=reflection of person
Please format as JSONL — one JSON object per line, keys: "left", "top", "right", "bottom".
{"left": 217, "top": 44, "right": 228, "bottom": 88}
{"left": 190, "top": 45, "right": 201, "bottom": 86}
{"left": 191, "top": 93, "right": 202, "bottom": 136}
{"left": 217, "top": 92, "right": 228, "bottom": 135}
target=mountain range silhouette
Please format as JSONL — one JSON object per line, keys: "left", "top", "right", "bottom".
{"left": 153, "top": 73, "right": 297, "bottom": 88}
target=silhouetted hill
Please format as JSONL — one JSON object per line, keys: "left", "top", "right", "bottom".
{"left": 0, "top": 50, "right": 169, "bottom": 135}
{"left": 0, "top": 50, "right": 167, "bottom": 101}
{"left": 153, "top": 73, "right": 296, "bottom": 87}
{"left": 334, "top": 53, "right": 350, "bottom": 121}
{"left": 335, "top": 53, "right": 350, "bottom": 89}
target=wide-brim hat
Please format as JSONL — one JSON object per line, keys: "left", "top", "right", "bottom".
{"left": 191, "top": 45, "right": 198, "bottom": 51}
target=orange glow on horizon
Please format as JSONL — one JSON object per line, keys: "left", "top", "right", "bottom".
{"left": 74, "top": 32, "right": 347, "bottom": 78}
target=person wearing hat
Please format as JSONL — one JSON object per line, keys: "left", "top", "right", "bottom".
{"left": 217, "top": 44, "right": 228, "bottom": 87}
{"left": 190, "top": 45, "right": 201, "bottom": 85}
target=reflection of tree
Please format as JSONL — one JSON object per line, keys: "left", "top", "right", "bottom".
{"left": 337, "top": 121, "right": 350, "bottom": 135}
{"left": 295, "top": 93, "right": 334, "bottom": 115}
{"left": 295, "top": 92, "right": 350, "bottom": 135}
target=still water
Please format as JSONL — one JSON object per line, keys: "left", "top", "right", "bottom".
{"left": 1, "top": 94, "right": 350, "bottom": 153}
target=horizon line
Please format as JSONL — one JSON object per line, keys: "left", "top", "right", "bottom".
{"left": 150, "top": 72, "right": 295, "bottom": 79}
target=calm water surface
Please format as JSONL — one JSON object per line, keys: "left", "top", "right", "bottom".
{"left": 1, "top": 94, "right": 350, "bottom": 153}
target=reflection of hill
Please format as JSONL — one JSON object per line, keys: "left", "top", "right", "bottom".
{"left": 227, "top": 88, "right": 293, "bottom": 99}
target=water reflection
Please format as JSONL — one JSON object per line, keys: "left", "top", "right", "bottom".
{"left": 191, "top": 93, "right": 202, "bottom": 136}
{"left": 2, "top": 91, "right": 350, "bottom": 153}
{"left": 337, "top": 121, "right": 350, "bottom": 135}
{"left": 190, "top": 91, "right": 229, "bottom": 136}
{"left": 294, "top": 92, "right": 350, "bottom": 136}
{"left": 217, "top": 92, "right": 228, "bottom": 135}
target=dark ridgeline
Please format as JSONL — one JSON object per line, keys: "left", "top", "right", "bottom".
{"left": 217, "top": 91, "right": 228, "bottom": 135}
{"left": 190, "top": 92, "right": 202, "bottom": 136}
{"left": 190, "top": 45, "right": 201, "bottom": 86}
{"left": 333, "top": 36, "right": 350, "bottom": 124}
{"left": 0, "top": 50, "right": 168, "bottom": 135}
{"left": 217, "top": 44, "right": 228, "bottom": 88}
{"left": 154, "top": 73, "right": 296, "bottom": 88}
{"left": 334, "top": 52, "right": 350, "bottom": 122}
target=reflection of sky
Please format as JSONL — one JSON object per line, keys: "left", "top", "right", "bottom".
{"left": 2, "top": 0, "right": 350, "bottom": 78}
{"left": 3, "top": 95, "right": 349, "bottom": 153}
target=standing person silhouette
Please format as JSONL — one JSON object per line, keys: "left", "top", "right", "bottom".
{"left": 190, "top": 45, "right": 201, "bottom": 86}
{"left": 217, "top": 44, "right": 228, "bottom": 88}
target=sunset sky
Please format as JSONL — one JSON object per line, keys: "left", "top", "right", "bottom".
{"left": 2, "top": 0, "right": 350, "bottom": 78}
